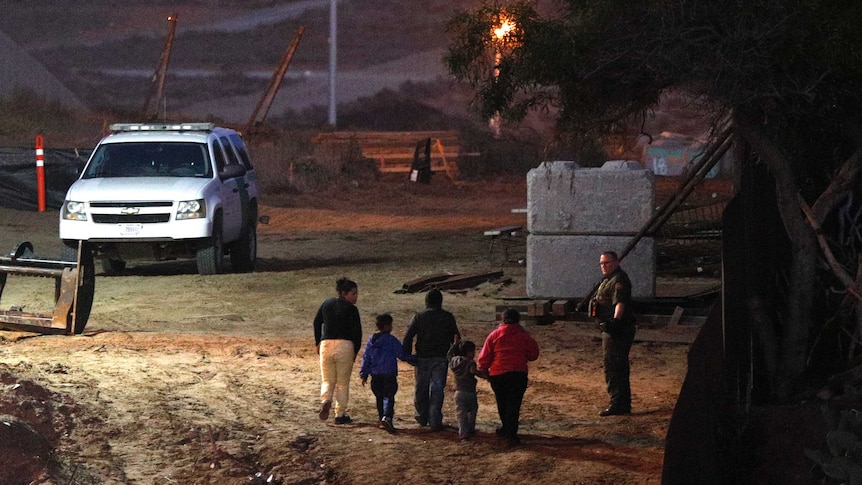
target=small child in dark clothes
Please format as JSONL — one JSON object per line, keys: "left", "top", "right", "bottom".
{"left": 447, "top": 340, "right": 488, "bottom": 440}
{"left": 359, "top": 313, "right": 416, "bottom": 433}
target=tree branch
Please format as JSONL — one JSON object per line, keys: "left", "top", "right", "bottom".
{"left": 799, "top": 194, "right": 862, "bottom": 303}
{"left": 810, "top": 147, "right": 862, "bottom": 224}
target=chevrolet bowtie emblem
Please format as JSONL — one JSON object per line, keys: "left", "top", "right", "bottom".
{"left": 120, "top": 207, "right": 140, "bottom": 215}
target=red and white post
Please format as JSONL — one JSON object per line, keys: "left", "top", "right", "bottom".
{"left": 35, "top": 135, "right": 46, "bottom": 212}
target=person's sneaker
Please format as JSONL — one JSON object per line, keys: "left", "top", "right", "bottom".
{"left": 381, "top": 418, "right": 396, "bottom": 434}
{"left": 429, "top": 424, "right": 445, "bottom": 432}
{"left": 506, "top": 435, "right": 521, "bottom": 448}
{"left": 415, "top": 417, "right": 428, "bottom": 427}
{"left": 495, "top": 427, "right": 506, "bottom": 437}
{"left": 334, "top": 415, "right": 353, "bottom": 425}
{"left": 318, "top": 400, "right": 332, "bottom": 421}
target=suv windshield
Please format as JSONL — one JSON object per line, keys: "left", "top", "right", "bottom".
{"left": 82, "top": 142, "right": 212, "bottom": 179}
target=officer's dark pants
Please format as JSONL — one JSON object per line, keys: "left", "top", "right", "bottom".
{"left": 602, "top": 324, "right": 636, "bottom": 410}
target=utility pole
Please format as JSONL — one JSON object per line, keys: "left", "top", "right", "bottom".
{"left": 142, "top": 13, "right": 178, "bottom": 121}
{"left": 244, "top": 26, "right": 306, "bottom": 136}
{"left": 328, "top": 0, "right": 337, "bottom": 127}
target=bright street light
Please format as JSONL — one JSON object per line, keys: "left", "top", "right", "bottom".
{"left": 489, "top": 13, "right": 516, "bottom": 138}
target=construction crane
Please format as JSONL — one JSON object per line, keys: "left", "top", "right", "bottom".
{"left": 142, "top": 12, "right": 178, "bottom": 121}
{"left": 243, "top": 26, "right": 306, "bottom": 136}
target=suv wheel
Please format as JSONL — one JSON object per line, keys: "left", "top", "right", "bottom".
{"left": 230, "top": 222, "right": 257, "bottom": 273}
{"left": 60, "top": 239, "right": 79, "bottom": 262}
{"left": 196, "top": 215, "right": 225, "bottom": 275}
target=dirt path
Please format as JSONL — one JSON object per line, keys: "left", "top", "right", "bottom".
{"left": 0, "top": 178, "right": 698, "bottom": 484}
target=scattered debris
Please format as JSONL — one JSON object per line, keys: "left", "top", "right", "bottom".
{"left": 399, "top": 273, "right": 454, "bottom": 293}
{"left": 397, "top": 270, "right": 506, "bottom": 293}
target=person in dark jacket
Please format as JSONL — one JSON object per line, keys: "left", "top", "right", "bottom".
{"left": 402, "top": 289, "right": 461, "bottom": 430}
{"left": 477, "top": 308, "right": 539, "bottom": 447}
{"left": 359, "top": 313, "right": 416, "bottom": 433}
{"left": 313, "top": 277, "right": 363, "bottom": 425}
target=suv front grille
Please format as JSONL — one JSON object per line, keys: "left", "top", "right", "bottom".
{"left": 90, "top": 201, "right": 173, "bottom": 208}
{"left": 92, "top": 214, "right": 171, "bottom": 224}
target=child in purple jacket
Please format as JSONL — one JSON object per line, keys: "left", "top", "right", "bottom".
{"left": 360, "top": 313, "right": 416, "bottom": 433}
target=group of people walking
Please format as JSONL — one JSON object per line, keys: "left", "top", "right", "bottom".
{"left": 312, "top": 250, "right": 636, "bottom": 446}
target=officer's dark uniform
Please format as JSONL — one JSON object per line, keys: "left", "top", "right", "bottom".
{"left": 593, "top": 267, "right": 636, "bottom": 413}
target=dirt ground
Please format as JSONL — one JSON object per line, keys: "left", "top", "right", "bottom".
{"left": 0, "top": 176, "right": 713, "bottom": 484}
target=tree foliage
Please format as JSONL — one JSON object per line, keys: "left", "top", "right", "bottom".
{"left": 446, "top": 0, "right": 862, "bottom": 401}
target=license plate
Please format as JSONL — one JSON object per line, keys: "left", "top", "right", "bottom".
{"left": 119, "top": 224, "right": 143, "bottom": 236}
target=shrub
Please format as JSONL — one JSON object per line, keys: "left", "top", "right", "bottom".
{"left": 805, "top": 406, "right": 862, "bottom": 483}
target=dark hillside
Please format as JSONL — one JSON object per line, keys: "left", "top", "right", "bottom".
{"left": 0, "top": 1, "right": 486, "bottom": 119}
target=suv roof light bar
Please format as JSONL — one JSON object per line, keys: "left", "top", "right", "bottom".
{"left": 109, "top": 123, "right": 216, "bottom": 133}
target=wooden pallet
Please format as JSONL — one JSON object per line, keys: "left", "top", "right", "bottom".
{"left": 495, "top": 294, "right": 716, "bottom": 344}
{"left": 312, "top": 131, "right": 461, "bottom": 179}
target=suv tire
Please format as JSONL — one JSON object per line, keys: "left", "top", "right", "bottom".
{"left": 196, "top": 215, "right": 225, "bottom": 275}
{"left": 229, "top": 224, "right": 257, "bottom": 273}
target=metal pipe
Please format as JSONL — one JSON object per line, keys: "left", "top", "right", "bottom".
{"left": 0, "top": 265, "right": 66, "bottom": 278}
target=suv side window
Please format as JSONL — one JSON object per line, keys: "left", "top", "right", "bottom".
{"left": 228, "top": 133, "right": 253, "bottom": 170}
{"left": 219, "top": 137, "right": 241, "bottom": 166}
{"left": 211, "top": 140, "right": 227, "bottom": 172}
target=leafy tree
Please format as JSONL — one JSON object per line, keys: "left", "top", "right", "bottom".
{"left": 446, "top": 0, "right": 862, "bottom": 402}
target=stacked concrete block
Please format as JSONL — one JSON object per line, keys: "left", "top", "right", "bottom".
{"left": 526, "top": 235, "right": 655, "bottom": 298}
{"left": 526, "top": 160, "right": 656, "bottom": 299}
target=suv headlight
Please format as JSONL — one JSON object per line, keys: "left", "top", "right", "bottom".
{"left": 176, "top": 199, "right": 206, "bottom": 220}
{"left": 62, "top": 201, "right": 87, "bottom": 221}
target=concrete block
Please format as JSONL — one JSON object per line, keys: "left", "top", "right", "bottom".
{"left": 527, "top": 161, "right": 654, "bottom": 234}
{"left": 526, "top": 234, "right": 655, "bottom": 299}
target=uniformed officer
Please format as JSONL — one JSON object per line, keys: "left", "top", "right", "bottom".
{"left": 592, "top": 251, "right": 636, "bottom": 416}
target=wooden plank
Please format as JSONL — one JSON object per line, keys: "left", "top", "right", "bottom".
{"left": 552, "top": 299, "right": 576, "bottom": 317}
{"left": 668, "top": 306, "right": 685, "bottom": 326}
{"left": 312, "top": 130, "right": 463, "bottom": 180}
{"left": 434, "top": 137, "right": 459, "bottom": 180}
{"left": 365, "top": 151, "right": 461, "bottom": 158}
{"left": 495, "top": 304, "right": 529, "bottom": 321}
{"left": 401, "top": 273, "right": 453, "bottom": 293}
{"left": 527, "top": 300, "right": 552, "bottom": 317}
{"left": 378, "top": 161, "right": 453, "bottom": 173}
{"left": 430, "top": 270, "right": 504, "bottom": 291}
{"left": 484, "top": 225, "right": 522, "bottom": 237}
{"left": 636, "top": 314, "right": 707, "bottom": 328}
{"left": 565, "top": 321, "right": 701, "bottom": 344}
{"left": 313, "top": 130, "right": 459, "bottom": 140}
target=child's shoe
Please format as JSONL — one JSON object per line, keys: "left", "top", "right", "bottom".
{"left": 381, "top": 417, "right": 396, "bottom": 434}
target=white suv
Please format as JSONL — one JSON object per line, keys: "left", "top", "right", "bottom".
{"left": 59, "top": 122, "right": 259, "bottom": 275}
